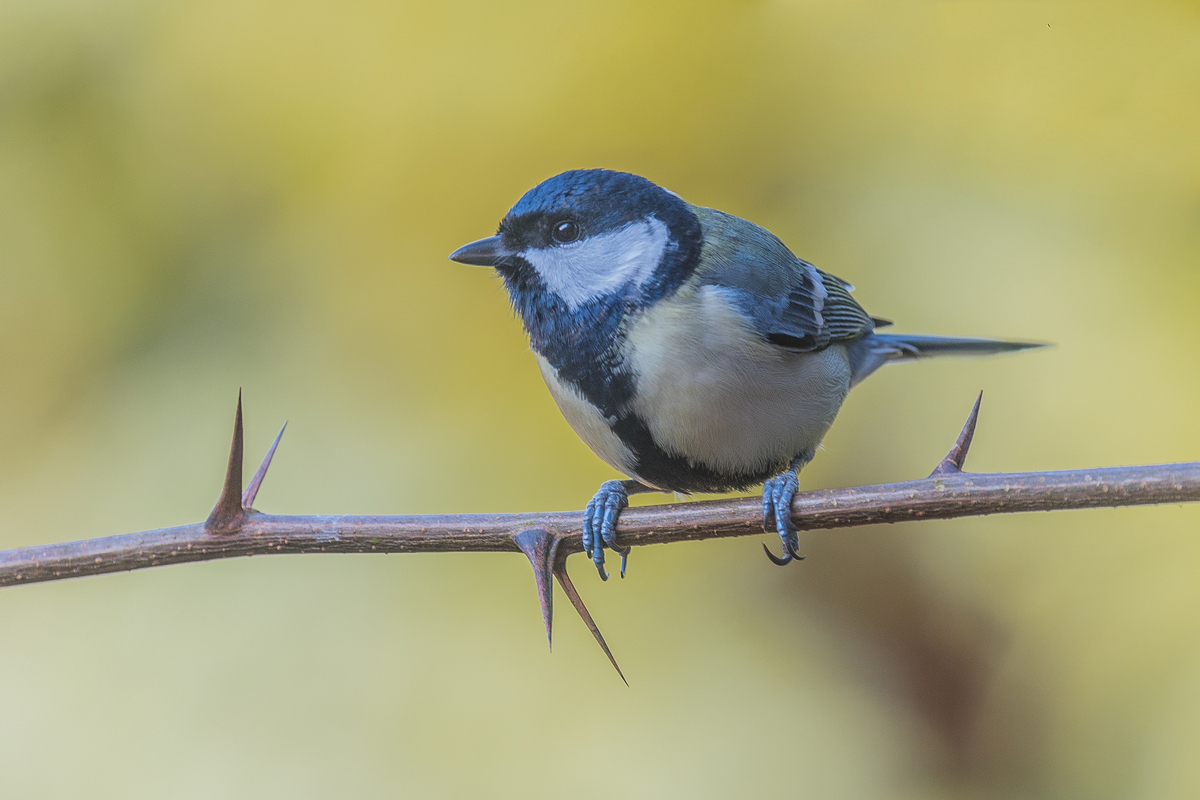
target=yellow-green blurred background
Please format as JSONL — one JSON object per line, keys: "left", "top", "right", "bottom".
{"left": 1, "top": 0, "right": 1199, "bottom": 797}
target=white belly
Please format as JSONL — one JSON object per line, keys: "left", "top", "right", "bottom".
{"left": 625, "top": 284, "right": 851, "bottom": 475}
{"left": 535, "top": 353, "right": 639, "bottom": 477}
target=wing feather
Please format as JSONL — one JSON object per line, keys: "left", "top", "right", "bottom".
{"left": 688, "top": 206, "right": 875, "bottom": 352}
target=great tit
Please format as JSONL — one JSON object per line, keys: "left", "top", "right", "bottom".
{"left": 450, "top": 169, "right": 1042, "bottom": 580}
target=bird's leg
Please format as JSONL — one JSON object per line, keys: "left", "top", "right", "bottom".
{"left": 583, "top": 479, "right": 655, "bottom": 581}
{"left": 761, "top": 450, "right": 814, "bottom": 566}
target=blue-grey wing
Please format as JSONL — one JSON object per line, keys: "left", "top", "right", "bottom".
{"left": 689, "top": 206, "right": 876, "bottom": 352}
{"left": 720, "top": 268, "right": 876, "bottom": 351}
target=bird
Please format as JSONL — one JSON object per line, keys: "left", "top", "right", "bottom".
{"left": 449, "top": 169, "right": 1043, "bottom": 581}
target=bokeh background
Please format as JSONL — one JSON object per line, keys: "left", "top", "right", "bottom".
{"left": 1, "top": 0, "right": 1199, "bottom": 797}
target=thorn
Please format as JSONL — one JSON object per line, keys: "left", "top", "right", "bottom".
{"left": 512, "top": 529, "right": 559, "bottom": 651}
{"left": 206, "top": 390, "right": 247, "bottom": 533}
{"left": 930, "top": 391, "right": 983, "bottom": 477}
{"left": 242, "top": 422, "right": 287, "bottom": 509}
{"left": 553, "top": 554, "right": 627, "bottom": 685}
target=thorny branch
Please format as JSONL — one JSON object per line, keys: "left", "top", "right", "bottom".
{"left": 1, "top": 392, "right": 1198, "bottom": 678}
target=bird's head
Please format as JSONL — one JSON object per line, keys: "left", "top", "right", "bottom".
{"left": 449, "top": 169, "right": 702, "bottom": 311}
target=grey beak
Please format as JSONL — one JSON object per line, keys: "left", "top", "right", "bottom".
{"left": 449, "top": 235, "right": 508, "bottom": 267}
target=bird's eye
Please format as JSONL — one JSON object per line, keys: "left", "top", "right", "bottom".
{"left": 551, "top": 219, "right": 580, "bottom": 244}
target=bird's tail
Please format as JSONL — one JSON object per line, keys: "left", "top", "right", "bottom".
{"left": 848, "top": 333, "right": 1047, "bottom": 387}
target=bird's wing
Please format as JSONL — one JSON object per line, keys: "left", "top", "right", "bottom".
{"left": 688, "top": 207, "right": 875, "bottom": 352}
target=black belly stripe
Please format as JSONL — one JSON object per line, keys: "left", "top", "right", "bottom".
{"left": 611, "top": 414, "right": 788, "bottom": 493}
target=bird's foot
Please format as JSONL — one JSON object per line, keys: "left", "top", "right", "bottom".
{"left": 761, "top": 459, "right": 807, "bottom": 566}
{"left": 584, "top": 480, "right": 645, "bottom": 581}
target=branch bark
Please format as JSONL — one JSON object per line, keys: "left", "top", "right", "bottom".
{"left": 1, "top": 393, "right": 1196, "bottom": 675}
{"left": 3, "top": 462, "right": 1198, "bottom": 587}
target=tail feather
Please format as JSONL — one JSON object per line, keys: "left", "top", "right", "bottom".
{"left": 848, "top": 333, "right": 1047, "bottom": 387}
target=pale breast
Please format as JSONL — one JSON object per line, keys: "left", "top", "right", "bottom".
{"left": 625, "top": 284, "right": 851, "bottom": 475}
{"left": 534, "top": 353, "right": 639, "bottom": 478}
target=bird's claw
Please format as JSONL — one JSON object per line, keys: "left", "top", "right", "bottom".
{"left": 762, "top": 541, "right": 793, "bottom": 566}
{"left": 583, "top": 480, "right": 631, "bottom": 581}
{"left": 762, "top": 469, "right": 803, "bottom": 567}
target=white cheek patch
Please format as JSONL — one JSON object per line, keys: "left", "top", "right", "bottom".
{"left": 521, "top": 217, "right": 670, "bottom": 308}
